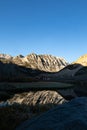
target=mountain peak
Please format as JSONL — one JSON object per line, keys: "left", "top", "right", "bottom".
{"left": 75, "top": 54, "right": 87, "bottom": 66}
{"left": 0, "top": 53, "right": 68, "bottom": 72}
{"left": 0, "top": 54, "right": 12, "bottom": 59}
{"left": 14, "top": 54, "right": 24, "bottom": 58}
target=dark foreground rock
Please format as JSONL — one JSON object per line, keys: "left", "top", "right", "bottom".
{"left": 0, "top": 90, "right": 66, "bottom": 130}
{"left": 16, "top": 97, "right": 87, "bottom": 130}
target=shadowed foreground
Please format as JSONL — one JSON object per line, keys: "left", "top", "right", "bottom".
{"left": 16, "top": 97, "right": 87, "bottom": 130}
{"left": 0, "top": 90, "right": 66, "bottom": 130}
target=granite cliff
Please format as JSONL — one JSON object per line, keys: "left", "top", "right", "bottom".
{"left": 0, "top": 53, "right": 68, "bottom": 81}
{"left": 0, "top": 53, "right": 68, "bottom": 72}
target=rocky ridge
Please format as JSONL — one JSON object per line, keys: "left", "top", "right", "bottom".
{"left": 0, "top": 53, "right": 68, "bottom": 72}
{"left": 0, "top": 54, "right": 12, "bottom": 60}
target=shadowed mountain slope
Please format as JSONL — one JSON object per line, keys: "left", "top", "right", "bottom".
{"left": 0, "top": 61, "right": 47, "bottom": 82}
{"left": 57, "top": 54, "right": 87, "bottom": 78}
{"left": 54, "top": 63, "right": 87, "bottom": 81}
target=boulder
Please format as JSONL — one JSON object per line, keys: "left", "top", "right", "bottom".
{"left": 16, "top": 97, "right": 87, "bottom": 130}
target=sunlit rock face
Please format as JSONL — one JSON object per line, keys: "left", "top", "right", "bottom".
{"left": 0, "top": 54, "right": 12, "bottom": 60}
{"left": 74, "top": 54, "right": 87, "bottom": 66}
{"left": 0, "top": 53, "right": 68, "bottom": 72}
{"left": 12, "top": 53, "right": 68, "bottom": 72}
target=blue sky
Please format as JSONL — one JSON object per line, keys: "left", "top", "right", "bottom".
{"left": 0, "top": 0, "right": 87, "bottom": 62}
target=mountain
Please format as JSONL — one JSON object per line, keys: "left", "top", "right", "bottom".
{"left": 54, "top": 54, "right": 87, "bottom": 83}
{"left": 0, "top": 53, "right": 68, "bottom": 72}
{"left": 1, "top": 53, "right": 87, "bottom": 83}
{"left": 75, "top": 54, "right": 87, "bottom": 66}
{"left": 0, "top": 53, "right": 68, "bottom": 81}
{"left": 0, "top": 54, "right": 12, "bottom": 60}
{"left": 12, "top": 53, "right": 68, "bottom": 72}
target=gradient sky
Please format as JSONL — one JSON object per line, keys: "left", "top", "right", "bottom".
{"left": 0, "top": 0, "right": 87, "bottom": 62}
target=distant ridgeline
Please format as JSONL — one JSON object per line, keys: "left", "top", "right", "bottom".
{"left": 0, "top": 53, "right": 68, "bottom": 81}
{"left": 0, "top": 53, "right": 87, "bottom": 83}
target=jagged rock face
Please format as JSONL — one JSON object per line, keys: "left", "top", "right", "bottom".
{"left": 8, "top": 90, "right": 66, "bottom": 106}
{"left": 16, "top": 97, "right": 87, "bottom": 130}
{"left": 0, "top": 53, "right": 68, "bottom": 81}
{"left": 12, "top": 53, "right": 68, "bottom": 72}
{"left": 0, "top": 54, "right": 12, "bottom": 60}
{"left": 0, "top": 53, "right": 68, "bottom": 72}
